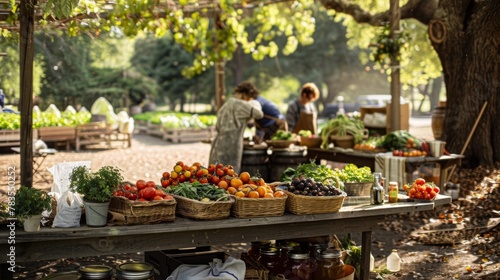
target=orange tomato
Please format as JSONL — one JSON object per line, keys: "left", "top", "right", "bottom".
{"left": 218, "top": 181, "right": 229, "bottom": 190}
{"left": 273, "top": 190, "right": 286, "bottom": 198}
{"left": 264, "top": 193, "right": 275, "bottom": 198}
{"left": 227, "top": 187, "right": 237, "bottom": 194}
{"left": 256, "top": 186, "right": 267, "bottom": 198}
{"left": 247, "top": 191, "right": 260, "bottom": 198}
{"left": 230, "top": 178, "right": 243, "bottom": 188}
{"left": 235, "top": 191, "right": 245, "bottom": 197}
{"left": 239, "top": 172, "right": 251, "bottom": 183}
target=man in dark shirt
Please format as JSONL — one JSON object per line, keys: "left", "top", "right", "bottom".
{"left": 254, "top": 96, "right": 286, "bottom": 142}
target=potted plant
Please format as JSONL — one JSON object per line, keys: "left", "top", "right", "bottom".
{"left": 334, "top": 164, "right": 374, "bottom": 197}
{"left": 69, "top": 165, "right": 123, "bottom": 227}
{"left": 15, "top": 185, "right": 52, "bottom": 232}
{"left": 320, "top": 115, "right": 367, "bottom": 149}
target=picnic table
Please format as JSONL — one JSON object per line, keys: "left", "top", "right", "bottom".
{"left": 0, "top": 195, "right": 451, "bottom": 280}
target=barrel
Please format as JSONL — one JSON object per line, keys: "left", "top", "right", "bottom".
{"left": 269, "top": 149, "right": 309, "bottom": 182}
{"left": 431, "top": 106, "right": 446, "bottom": 140}
{"left": 241, "top": 147, "right": 270, "bottom": 182}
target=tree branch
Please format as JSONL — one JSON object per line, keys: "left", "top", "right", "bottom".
{"left": 318, "top": 0, "right": 437, "bottom": 26}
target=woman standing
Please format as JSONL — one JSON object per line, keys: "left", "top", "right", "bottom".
{"left": 209, "top": 82, "right": 264, "bottom": 173}
{"left": 285, "top": 83, "right": 320, "bottom": 134}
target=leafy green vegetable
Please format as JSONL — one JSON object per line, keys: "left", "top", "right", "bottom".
{"left": 271, "top": 129, "right": 295, "bottom": 140}
{"left": 319, "top": 115, "right": 365, "bottom": 149}
{"left": 298, "top": 130, "right": 312, "bottom": 137}
{"left": 280, "top": 160, "right": 341, "bottom": 188}
{"left": 165, "top": 182, "right": 228, "bottom": 201}
{"left": 334, "top": 164, "right": 373, "bottom": 183}
{"left": 0, "top": 111, "right": 91, "bottom": 130}
{"left": 382, "top": 130, "right": 422, "bottom": 151}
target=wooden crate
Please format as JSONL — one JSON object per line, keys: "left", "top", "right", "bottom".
{"left": 161, "top": 127, "right": 214, "bottom": 143}
{"left": 359, "top": 103, "right": 410, "bottom": 134}
{"left": 38, "top": 126, "right": 76, "bottom": 151}
{"left": 0, "top": 129, "right": 21, "bottom": 147}
{"left": 75, "top": 122, "right": 109, "bottom": 151}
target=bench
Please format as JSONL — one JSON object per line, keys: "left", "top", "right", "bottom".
{"left": 38, "top": 126, "right": 76, "bottom": 151}
{"left": 75, "top": 122, "right": 110, "bottom": 152}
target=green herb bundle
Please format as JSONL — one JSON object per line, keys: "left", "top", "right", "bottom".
{"left": 166, "top": 182, "right": 228, "bottom": 201}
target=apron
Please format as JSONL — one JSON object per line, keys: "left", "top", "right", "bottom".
{"left": 292, "top": 111, "right": 317, "bottom": 135}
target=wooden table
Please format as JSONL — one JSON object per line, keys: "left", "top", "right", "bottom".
{"left": 307, "top": 147, "right": 464, "bottom": 187}
{"left": 0, "top": 196, "right": 450, "bottom": 280}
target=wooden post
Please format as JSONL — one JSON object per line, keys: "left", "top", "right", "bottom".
{"left": 214, "top": 12, "right": 226, "bottom": 112}
{"left": 389, "top": 0, "right": 401, "bottom": 132}
{"left": 19, "top": 0, "right": 36, "bottom": 188}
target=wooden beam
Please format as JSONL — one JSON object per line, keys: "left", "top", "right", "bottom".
{"left": 389, "top": 0, "right": 401, "bottom": 132}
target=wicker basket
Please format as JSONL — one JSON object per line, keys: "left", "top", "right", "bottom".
{"left": 108, "top": 196, "right": 176, "bottom": 225}
{"left": 299, "top": 137, "right": 322, "bottom": 148}
{"left": 285, "top": 191, "right": 346, "bottom": 215}
{"left": 343, "top": 182, "right": 372, "bottom": 197}
{"left": 173, "top": 195, "right": 234, "bottom": 220}
{"left": 266, "top": 140, "right": 298, "bottom": 149}
{"left": 231, "top": 195, "right": 287, "bottom": 218}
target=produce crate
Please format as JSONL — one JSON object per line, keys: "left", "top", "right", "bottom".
{"left": 172, "top": 195, "right": 234, "bottom": 220}
{"left": 108, "top": 196, "right": 176, "bottom": 225}
{"left": 231, "top": 196, "right": 287, "bottom": 218}
{"left": 285, "top": 191, "right": 346, "bottom": 215}
{"left": 0, "top": 129, "right": 21, "bottom": 147}
{"left": 145, "top": 247, "right": 227, "bottom": 280}
{"left": 160, "top": 127, "right": 215, "bottom": 143}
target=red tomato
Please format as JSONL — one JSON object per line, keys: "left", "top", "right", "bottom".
{"left": 164, "top": 195, "right": 174, "bottom": 200}
{"left": 433, "top": 187, "right": 440, "bottom": 193}
{"left": 207, "top": 164, "right": 216, "bottom": 174}
{"left": 415, "top": 178, "right": 426, "bottom": 185}
{"left": 161, "top": 179, "right": 171, "bottom": 188}
{"left": 211, "top": 175, "right": 220, "bottom": 185}
{"left": 136, "top": 180, "right": 147, "bottom": 190}
{"left": 153, "top": 196, "right": 163, "bottom": 201}
{"left": 195, "top": 169, "right": 204, "bottom": 178}
{"left": 162, "top": 172, "right": 170, "bottom": 179}
{"left": 146, "top": 181, "right": 156, "bottom": 188}
{"left": 429, "top": 191, "right": 437, "bottom": 199}
{"left": 129, "top": 187, "right": 137, "bottom": 193}
{"left": 141, "top": 186, "right": 157, "bottom": 200}
{"left": 425, "top": 185, "right": 433, "bottom": 193}
{"left": 178, "top": 174, "right": 186, "bottom": 183}
{"left": 123, "top": 183, "right": 131, "bottom": 191}
{"left": 138, "top": 198, "right": 148, "bottom": 202}
{"left": 199, "top": 177, "right": 209, "bottom": 184}
{"left": 155, "top": 189, "right": 165, "bottom": 198}
{"left": 216, "top": 168, "right": 225, "bottom": 177}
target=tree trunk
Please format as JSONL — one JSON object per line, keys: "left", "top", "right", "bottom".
{"left": 430, "top": 1, "right": 499, "bottom": 167}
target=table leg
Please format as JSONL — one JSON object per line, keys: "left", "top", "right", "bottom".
{"left": 360, "top": 231, "right": 372, "bottom": 280}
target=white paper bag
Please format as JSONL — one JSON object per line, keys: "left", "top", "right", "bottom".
{"left": 52, "top": 191, "right": 83, "bottom": 228}
{"left": 48, "top": 161, "right": 91, "bottom": 195}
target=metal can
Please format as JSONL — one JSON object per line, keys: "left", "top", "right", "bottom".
{"left": 115, "top": 262, "right": 155, "bottom": 280}
{"left": 78, "top": 264, "right": 113, "bottom": 279}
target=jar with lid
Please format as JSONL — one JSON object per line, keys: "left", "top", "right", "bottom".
{"left": 276, "top": 240, "right": 301, "bottom": 272}
{"left": 79, "top": 264, "right": 112, "bottom": 280}
{"left": 258, "top": 246, "right": 282, "bottom": 277}
{"left": 115, "top": 262, "right": 155, "bottom": 280}
{"left": 388, "top": 181, "right": 398, "bottom": 203}
{"left": 371, "top": 172, "right": 385, "bottom": 205}
{"left": 247, "top": 241, "right": 271, "bottom": 260}
{"left": 308, "top": 242, "right": 329, "bottom": 260}
{"left": 314, "top": 248, "right": 345, "bottom": 280}
{"left": 283, "top": 250, "right": 315, "bottom": 280}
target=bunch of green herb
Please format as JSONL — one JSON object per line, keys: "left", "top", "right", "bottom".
{"left": 166, "top": 182, "right": 228, "bottom": 201}
{"left": 280, "top": 160, "right": 341, "bottom": 188}
{"left": 14, "top": 186, "right": 52, "bottom": 219}
{"left": 334, "top": 164, "right": 373, "bottom": 183}
{"left": 69, "top": 166, "right": 123, "bottom": 202}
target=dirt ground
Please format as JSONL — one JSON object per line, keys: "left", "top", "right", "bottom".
{"left": 1, "top": 125, "right": 499, "bottom": 280}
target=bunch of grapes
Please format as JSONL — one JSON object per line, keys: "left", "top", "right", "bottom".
{"left": 284, "top": 177, "right": 343, "bottom": 196}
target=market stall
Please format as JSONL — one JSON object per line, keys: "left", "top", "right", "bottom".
{"left": 0, "top": 196, "right": 449, "bottom": 280}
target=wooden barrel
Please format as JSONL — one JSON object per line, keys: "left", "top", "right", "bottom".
{"left": 431, "top": 106, "right": 446, "bottom": 140}
{"left": 269, "top": 149, "right": 309, "bottom": 182}
{"left": 241, "top": 147, "right": 270, "bottom": 182}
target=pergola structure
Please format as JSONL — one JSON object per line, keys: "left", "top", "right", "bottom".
{"left": 3, "top": 0, "right": 401, "bottom": 188}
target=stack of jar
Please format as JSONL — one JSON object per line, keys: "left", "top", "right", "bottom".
{"left": 250, "top": 240, "right": 346, "bottom": 280}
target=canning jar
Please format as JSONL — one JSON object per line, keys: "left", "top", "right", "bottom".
{"left": 79, "top": 264, "right": 113, "bottom": 280}
{"left": 258, "top": 246, "right": 282, "bottom": 277}
{"left": 308, "top": 242, "right": 329, "bottom": 260}
{"left": 276, "top": 241, "right": 301, "bottom": 269}
{"left": 283, "top": 251, "right": 315, "bottom": 280}
{"left": 247, "top": 241, "right": 271, "bottom": 260}
{"left": 115, "top": 262, "right": 155, "bottom": 280}
{"left": 314, "top": 248, "right": 345, "bottom": 280}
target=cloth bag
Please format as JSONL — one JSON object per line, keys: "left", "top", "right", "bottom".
{"left": 52, "top": 191, "right": 83, "bottom": 228}
{"left": 167, "top": 256, "right": 246, "bottom": 280}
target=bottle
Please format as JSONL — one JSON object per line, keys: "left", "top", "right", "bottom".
{"left": 371, "top": 172, "right": 385, "bottom": 205}
{"left": 386, "top": 249, "right": 401, "bottom": 272}
{"left": 370, "top": 253, "right": 375, "bottom": 271}
{"left": 388, "top": 181, "right": 398, "bottom": 203}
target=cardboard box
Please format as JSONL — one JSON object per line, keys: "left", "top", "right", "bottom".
{"left": 359, "top": 102, "right": 410, "bottom": 134}
{"left": 145, "top": 247, "right": 226, "bottom": 280}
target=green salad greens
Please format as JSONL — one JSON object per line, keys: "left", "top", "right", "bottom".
{"left": 334, "top": 164, "right": 373, "bottom": 183}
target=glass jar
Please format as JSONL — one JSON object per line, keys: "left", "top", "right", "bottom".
{"left": 276, "top": 241, "right": 301, "bottom": 270}
{"left": 283, "top": 251, "right": 315, "bottom": 280}
{"left": 258, "top": 246, "right": 282, "bottom": 277}
{"left": 314, "top": 248, "right": 345, "bottom": 280}
{"left": 388, "top": 181, "right": 398, "bottom": 203}
{"left": 79, "top": 264, "right": 112, "bottom": 280}
{"left": 115, "top": 262, "right": 155, "bottom": 280}
{"left": 247, "top": 241, "right": 271, "bottom": 260}
{"left": 308, "top": 242, "right": 329, "bottom": 260}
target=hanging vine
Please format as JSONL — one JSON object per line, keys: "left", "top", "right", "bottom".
{"left": 371, "top": 23, "right": 410, "bottom": 67}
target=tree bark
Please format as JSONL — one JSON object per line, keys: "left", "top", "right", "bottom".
{"left": 430, "top": 0, "right": 499, "bottom": 167}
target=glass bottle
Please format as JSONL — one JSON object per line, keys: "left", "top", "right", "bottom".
{"left": 388, "top": 181, "right": 399, "bottom": 203}
{"left": 386, "top": 249, "right": 401, "bottom": 272}
{"left": 258, "top": 246, "right": 282, "bottom": 277}
{"left": 284, "top": 251, "right": 314, "bottom": 280}
{"left": 314, "top": 248, "right": 345, "bottom": 280}
{"left": 371, "top": 172, "right": 385, "bottom": 205}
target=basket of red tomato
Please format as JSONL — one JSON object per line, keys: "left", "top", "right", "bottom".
{"left": 404, "top": 178, "right": 440, "bottom": 201}
{"left": 109, "top": 180, "right": 176, "bottom": 225}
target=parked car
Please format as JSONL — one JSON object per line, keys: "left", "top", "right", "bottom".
{"left": 320, "top": 94, "right": 405, "bottom": 119}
